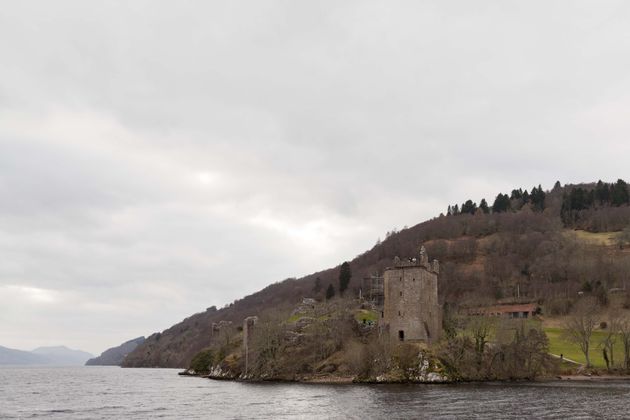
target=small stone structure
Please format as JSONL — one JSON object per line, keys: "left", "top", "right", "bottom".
{"left": 243, "top": 316, "right": 258, "bottom": 375}
{"left": 381, "top": 246, "right": 441, "bottom": 344}
{"left": 291, "top": 297, "right": 317, "bottom": 317}
{"left": 211, "top": 320, "right": 232, "bottom": 338}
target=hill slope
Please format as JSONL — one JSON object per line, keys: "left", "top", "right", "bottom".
{"left": 123, "top": 180, "right": 630, "bottom": 368}
{"left": 86, "top": 337, "right": 145, "bottom": 366}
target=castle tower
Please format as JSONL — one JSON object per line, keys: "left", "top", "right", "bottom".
{"left": 382, "top": 246, "right": 441, "bottom": 344}
{"left": 243, "top": 316, "right": 258, "bottom": 375}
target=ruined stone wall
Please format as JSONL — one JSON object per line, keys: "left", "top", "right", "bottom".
{"left": 383, "top": 262, "right": 441, "bottom": 344}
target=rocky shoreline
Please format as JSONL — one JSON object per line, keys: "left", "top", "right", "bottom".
{"left": 178, "top": 366, "right": 453, "bottom": 384}
{"left": 179, "top": 368, "right": 630, "bottom": 385}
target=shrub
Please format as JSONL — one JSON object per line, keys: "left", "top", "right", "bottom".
{"left": 438, "top": 322, "right": 555, "bottom": 381}
{"left": 189, "top": 348, "right": 215, "bottom": 374}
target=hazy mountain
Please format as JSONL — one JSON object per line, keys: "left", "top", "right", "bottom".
{"left": 31, "top": 346, "right": 93, "bottom": 365}
{"left": 0, "top": 346, "right": 52, "bottom": 365}
{"left": 86, "top": 337, "right": 145, "bottom": 366}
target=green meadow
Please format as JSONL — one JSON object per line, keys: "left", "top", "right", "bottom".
{"left": 545, "top": 327, "right": 624, "bottom": 368}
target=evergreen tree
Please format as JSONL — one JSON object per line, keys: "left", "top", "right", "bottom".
{"left": 522, "top": 190, "right": 530, "bottom": 203}
{"left": 492, "top": 193, "right": 511, "bottom": 213}
{"left": 339, "top": 262, "right": 352, "bottom": 295}
{"left": 452, "top": 204, "right": 460, "bottom": 215}
{"left": 562, "top": 187, "right": 594, "bottom": 223}
{"left": 568, "top": 187, "right": 589, "bottom": 211}
{"left": 510, "top": 189, "right": 522, "bottom": 200}
{"left": 553, "top": 180, "right": 562, "bottom": 191}
{"left": 529, "top": 187, "right": 538, "bottom": 210}
{"left": 447, "top": 205, "right": 452, "bottom": 216}
{"left": 461, "top": 199, "right": 477, "bottom": 215}
{"left": 595, "top": 180, "right": 610, "bottom": 204}
{"left": 611, "top": 179, "right": 629, "bottom": 206}
{"left": 479, "top": 198, "right": 489, "bottom": 214}
{"left": 586, "top": 189, "right": 595, "bottom": 207}
{"left": 325, "top": 283, "right": 335, "bottom": 300}
{"left": 530, "top": 185, "right": 546, "bottom": 212}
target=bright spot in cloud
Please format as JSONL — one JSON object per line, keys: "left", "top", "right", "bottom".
{"left": 249, "top": 212, "right": 330, "bottom": 244}
{"left": 3, "top": 285, "right": 59, "bottom": 304}
{"left": 196, "top": 172, "right": 216, "bottom": 185}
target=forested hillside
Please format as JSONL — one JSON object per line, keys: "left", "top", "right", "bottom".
{"left": 123, "top": 180, "right": 630, "bottom": 368}
{"left": 85, "top": 337, "right": 145, "bottom": 366}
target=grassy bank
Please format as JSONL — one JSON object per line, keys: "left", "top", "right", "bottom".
{"left": 545, "top": 327, "right": 624, "bottom": 368}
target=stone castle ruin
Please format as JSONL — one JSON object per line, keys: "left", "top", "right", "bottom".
{"left": 211, "top": 320, "right": 233, "bottom": 338}
{"left": 238, "top": 245, "right": 442, "bottom": 365}
{"left": 381, "top": 246, "right": 441, "bottom": 344}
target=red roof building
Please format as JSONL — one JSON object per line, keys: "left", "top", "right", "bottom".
{"left": 467, "top": 303, "right": 538, "bottom": 319}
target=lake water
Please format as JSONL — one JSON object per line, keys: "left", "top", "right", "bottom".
{"left": 1, "top": 366, "right": 630, "bottom": 419}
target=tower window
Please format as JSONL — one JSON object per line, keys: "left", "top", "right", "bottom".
{"left": 398, "top": 330, "right": 405, "bottom": 341}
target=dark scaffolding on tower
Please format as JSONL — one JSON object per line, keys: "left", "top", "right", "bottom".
{"left": 362, "top": 275, "right": 384, "bottom": 307}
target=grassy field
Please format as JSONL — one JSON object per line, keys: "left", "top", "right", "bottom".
{"left": 545, "top": 327, "right": 624, "bottom": 368}
{"left": 568, "top": 230, "right": 620, "bottom": 246}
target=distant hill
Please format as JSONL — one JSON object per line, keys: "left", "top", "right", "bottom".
{"left": 86, "top": 337, "right": 145, "bottom": 366}
{"left": 1, "top": 345, "right": 92, "bottom": 365}
{"left": 31, "top": 346, "right": 93, "bottom": 365}
{"left": 123, "top": 180, "right": 630, "bottom": 368}
{"left": 0, "top": 346, "right": 52, "bottom": 365}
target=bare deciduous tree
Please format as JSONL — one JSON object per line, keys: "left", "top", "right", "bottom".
{"left": 599, "top": 311, "right": 620, "bottom": 370}
{"left": 467, "top": 316, "right": 494, "bottom": 366}
{"left": 248, "top": 312, "right": 286, "bottom": 376}
{"left": 618, "top": 314, "right": 630, "bottom": 371}
{"left": 564, "top": 298, "right": 599, "bottom": 368}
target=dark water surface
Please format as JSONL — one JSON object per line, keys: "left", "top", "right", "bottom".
{"left": 1, "top": 366, "right": 630, "bottom": 419}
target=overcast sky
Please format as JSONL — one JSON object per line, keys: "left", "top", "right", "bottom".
{"left": 1, "top": 1, "right": 630, "bottom": 354}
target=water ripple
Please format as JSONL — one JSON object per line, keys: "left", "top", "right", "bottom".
{"left": 2, "top": 366, "right": 630, "bottom": 419}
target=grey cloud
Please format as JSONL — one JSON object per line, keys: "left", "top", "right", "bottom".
{"left": 1, "top": 1, "right": 630, "bottom": 352}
